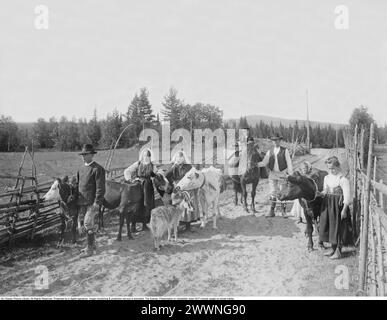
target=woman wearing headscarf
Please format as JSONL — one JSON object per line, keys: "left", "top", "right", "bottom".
{"left": 319, "top": 156, "right": 354, "bottom": 259}
{"left": 166, "top": 150, "right": 200, "bottom": 231}
{"left": 125, "top": 148, "right": 156, "bottom": 231}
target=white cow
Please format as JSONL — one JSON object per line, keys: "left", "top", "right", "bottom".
{"left": 175, "top": 166, "right": 222, "bottom": 229}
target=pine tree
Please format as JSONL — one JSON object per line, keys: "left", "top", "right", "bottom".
{"left": 98, "top": 109, "right": 123, "bottom": 148}
{"left": 87, "top": 109, "right": 101, "bottom": 147}
{"left": 138, "top": 87, "right": 155, "bottom": 126}
{"left": 33, "top": 118, "right": 54, "bottom": 149}
{"left": 127, "top": 93, "right": 142, "bottom": 136}
{"left": 161, "top": 87, "right": 183, "bottom": 131}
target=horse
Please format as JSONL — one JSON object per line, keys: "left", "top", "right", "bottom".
{"left": 229, "top": 146, "right": 263, "bottom": 213}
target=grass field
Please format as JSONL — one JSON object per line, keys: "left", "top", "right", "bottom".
{"left": 0, "top": 138, "right": 306, "bottom": 190}
{"left": 0, "top": 147, "right": 140, "bottom": 190}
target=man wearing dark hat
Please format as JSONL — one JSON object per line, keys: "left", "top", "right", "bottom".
{"left": 258, "top": 134, "right": 293, "bottom": 218}
{"left": 77, "top": 144, "right": 106, "bottom": 257}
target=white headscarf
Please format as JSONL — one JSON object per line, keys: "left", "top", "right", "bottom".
{"left": 171, "top": 150, "right": 191, "bottom": 165}
{"left": 139, "top": 148, "right": 155, "bottom": 164}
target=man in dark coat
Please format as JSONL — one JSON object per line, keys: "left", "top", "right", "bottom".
{"left": 77, "top": 144, "right": 106, "bottom": 257}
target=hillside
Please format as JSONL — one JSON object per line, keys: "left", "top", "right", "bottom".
{"left": 225, "top": 114, "right": 346, "bottom": 129}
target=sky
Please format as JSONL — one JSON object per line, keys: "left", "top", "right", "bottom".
{"left": 0, "top": 0, "right": 386, "bottom": 125}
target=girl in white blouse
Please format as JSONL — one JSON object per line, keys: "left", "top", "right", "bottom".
{"left": 319, "top": 156, "right": 354, "bottom": 259}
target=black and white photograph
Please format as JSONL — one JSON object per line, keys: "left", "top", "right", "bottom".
{"left": 0, "top": 0, "right": 387, "bottom": 303}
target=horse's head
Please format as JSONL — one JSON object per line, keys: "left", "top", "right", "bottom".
{"left": 246, "top": 148, "right": 260, "bottom": 170}
{"left": 278, "top": 171, "right": 316, "bottom": 202}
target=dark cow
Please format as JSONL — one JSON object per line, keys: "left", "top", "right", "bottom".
{"left": 44, "top": 177, "right": 144, "bottom": 242}
{"left": 278, "top": 169, "right": 328, "bottom": 251}
{"left": 102, "top": 180, "right": 143, "bottom": 241}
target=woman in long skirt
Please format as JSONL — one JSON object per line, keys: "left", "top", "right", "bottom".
{"left": 124, "top": 148, "right": 156, "bottom": 231}
{"left": 166, "top": 150, "right": 200, "bottom": 231}
{"left": 319, "top": 156, "right": 354, "bottom": 259}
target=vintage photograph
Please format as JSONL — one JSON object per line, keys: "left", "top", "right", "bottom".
{"left": 0, "top": 0, "right": 386, "bottom": 300}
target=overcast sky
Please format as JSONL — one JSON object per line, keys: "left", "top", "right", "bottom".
{"left": 0, "top": 0, "right": 386, "bottom": 125}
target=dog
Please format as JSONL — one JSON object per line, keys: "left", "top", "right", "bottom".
{"left": 149, "top": 190, "right": 193, "bottom": 250}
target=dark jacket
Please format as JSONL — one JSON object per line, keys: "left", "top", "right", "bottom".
{"left": 268, "top": 146, "right": 288, "bottom": 172}
{"left": 77, "top": 161, "right": 106, "bottom": 206}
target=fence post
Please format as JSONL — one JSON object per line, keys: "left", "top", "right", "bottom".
{"left": 353, "top": 125, "right": 359, "bottom": 240}
{"left": 360, "top": 127, "right": 365, "bottom": 170}
{"left": 359, "top": 123, "right": 374, "bottom": 293}
{"left": 380, "top": 179, "right": 385, "bottom": 211}
{"left": 373, "top": 156, "right": 377, "bottom": 199}
{"left": 375, "top": 206, "right": 386, "bottom": 296}
{"left": 369, "top": 211, "right": 377, "bottom": 296}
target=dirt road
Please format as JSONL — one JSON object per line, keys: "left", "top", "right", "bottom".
{"left": 0, "top": 149, "right": 358, "bottom": 297}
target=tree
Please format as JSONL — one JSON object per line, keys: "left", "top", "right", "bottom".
{"left": 87, "top": 109, "right": 101, "bottom": 146}
{"left": 349, "top": 105, "right": 374, "bottom": 133}
{"left": 54, "top": 117, "right": 79, "bottom": 151}
{"left": 377, "top": 123, "right": 387, "bottom": 144}
{"left": 78, "top": 118, "right": 91, "bottom": 147}
{"left": 99, "top": 109, "right": 123, "bottom": 149}
{"left": 161, "top": 87, "right": 184, "bottom": 131}
{"left": 0, "top": 115, "right": 20, "bottom": 151}
{"left": 138, "top": 87, "right": 156, "bottom": 127}
{"left": 33, "top": 118, "right": 55, "bottom": 149}
{"left": 238, "top": 116, "right": 249, "bottom": 130}
{"left": 349, "top": 106, "right": 375, "bottom": 165}
{"left": 126, "top": 93, "right": 143, "bottom": 139}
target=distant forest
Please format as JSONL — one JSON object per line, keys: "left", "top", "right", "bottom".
{"left": 0, "top": 87, "right": 385, "bottom": 152}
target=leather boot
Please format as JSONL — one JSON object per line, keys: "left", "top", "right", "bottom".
{"left": 330, "top": 246, "right": 342, "bottom": 260}
{"left": 324, "top": 245, "right": 336, "bottom": 257}
{"left": 91, "top": 232, "right": 97, "bottom": 254}
{"left": 81, "top": 232, "right": 94, "bottom": 258}
{"left": 265, "top": 201, "right": 276, "bottom": 218}
{"left": 323, "top": 248, "right": 335, "bottom": 256}
{"left": 281, "top": 203, "right": 288, "bottom": 218}
{"left": 142, "top": 222, "right": 149, "bottom": 231}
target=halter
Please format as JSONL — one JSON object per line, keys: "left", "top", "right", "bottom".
{"left": 304, "top": 176, "right": 319, "bottom": 203}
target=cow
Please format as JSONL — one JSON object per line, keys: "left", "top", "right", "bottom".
{"left": 174, "top": 166, "right": 223, "bottom": 229}
{"left": 42, "top": 176, "right": 80, "bottom": 246}
{"left": 278, "top": 169, "right": 328, "bottom": 251}
{"left": 103, "top": 180, "right": 143, "bottom": 241}
{"left": 150, "top": 191, "right": 194, "bottom": 250}
{"left": 97, "top": 171, "right": 170, "bottom": 240}
{"left": 43, "top": 177, "right": 143, "bottom": 241}
{"left": 152, "top": 169, "right": 173, "bottom": 205}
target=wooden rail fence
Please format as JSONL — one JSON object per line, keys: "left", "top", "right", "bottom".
{"left": 344, "top": 124, "right": 387, "bottom": 296}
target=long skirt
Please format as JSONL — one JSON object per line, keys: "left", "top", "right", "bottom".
{"left": 319, "top": 194, "right": 353, "bottom": 246}
{"left": 142, "top": 178, "right": 155, "bottom": 224}
{"left": 180, "top": 189, "right": 200, "bottom": 223}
